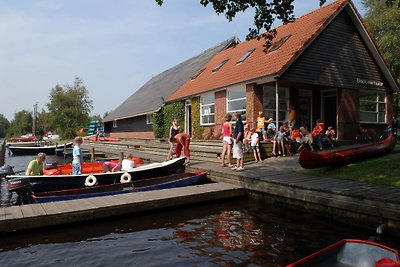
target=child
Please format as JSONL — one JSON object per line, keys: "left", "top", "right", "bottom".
{"left": 266, "top": 118, "right": 276, "bottom": 141}
{"left": 325, "top": 126, "right": 336, "bottom": 148}
{"left": 298, "top": 126, "right": 314, "bottom": 152}
{"left": 256, "top": 111, "right": 267, "bottom": 142}
{"left": 272, "top": 126, "right": 286, "bottom": 156}
{"left": 250, "top": 128, "right": 262, "bottom": 163}
{"left": 312, "top": 119, "right": 325, "bottom": 151}
{"left": 221, "top": 113, "right": 233, "bottom": 167}
{"left": 243, "top": 123, "right": 252, "bottom": 152}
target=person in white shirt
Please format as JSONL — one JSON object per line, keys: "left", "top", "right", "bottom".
{"left": 121, "top": 153, "right": 136, "bottom": 171}
{"left": 250, "top": 128, "right": 262, "bottom": 163}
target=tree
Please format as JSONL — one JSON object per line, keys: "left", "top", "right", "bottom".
{"left": 0, "top": 114, "right": 10, "bottom": 138}
{"left": 156, "top": 0, "right": 327, "bottom": 49}
{"left": 363, "top": 0, "right": 400, "bottom": 116}
{"left": 6, "top": 110, "right": 33, "bottom": 138}
{"left": 47, "top": 77, "right": 93, "bottom": 139}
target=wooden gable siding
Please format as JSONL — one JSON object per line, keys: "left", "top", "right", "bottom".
{"left": 104, "top": 115, "right": 152, "bottom": 133}
{"left": 281, "top": 11, "right": 388, "bottom": 91}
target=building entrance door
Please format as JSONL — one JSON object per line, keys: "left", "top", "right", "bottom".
{"left": 322, "top": 89, "right": 337, "bottom": 132}
{"left": 298, "top": 89, "right": 312, "bottom": 130}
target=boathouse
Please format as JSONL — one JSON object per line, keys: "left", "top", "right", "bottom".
{"left": 103, "top": 37, "right": 237, "bottom": 139}
{"left": 167, "top": 0, "right": 399, "bottom": 141}
{"left": 104, "top": 0, "right": 398, "bottom": 141}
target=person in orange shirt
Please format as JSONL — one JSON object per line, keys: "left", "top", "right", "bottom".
{"left": 256, "top": 111, "right": 267, "bottom": 142}
{"left": 312, "top": 119, "right": 325, "bottom": 151}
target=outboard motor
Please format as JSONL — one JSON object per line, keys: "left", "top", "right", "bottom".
{"left": 7, "top": 177, "right": 31, "bottom": 193}
{"left": 0, "top": 165, "right": 15, "bottom": 178}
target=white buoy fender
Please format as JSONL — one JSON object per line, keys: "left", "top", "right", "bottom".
{"left": 85, "top": 175, "right": 97, "bottom": 187}
{"left": 120, "top": 172, "right": 132, "bottom": 183}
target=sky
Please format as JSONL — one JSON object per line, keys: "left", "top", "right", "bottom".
{"left": 0, "top": 0, "right": 365, "bottom": 121}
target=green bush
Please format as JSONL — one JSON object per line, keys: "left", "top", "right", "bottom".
{"left": 152, "top": 101, "right": 185, "bottom": 138}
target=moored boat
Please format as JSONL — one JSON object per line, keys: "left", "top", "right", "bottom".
{"left": 6, "top": 157, "right": 186, "bottom": 193}
{"left": 82, "top": 136, "right": 120, "bottom": 142}
{"left": 8, "top": 142, "right": 73, "bottom": 156}
{"left": 30, "top": 171, "right": 207, "bottom": 203}
{"left": 43, "top": 158, "right": 144, "bottom": 175}
{"left": 287, "top": 239, "right": 400, "bottom": 267}
{"left": 298, "top": 132, "right": 396, "bottom": 169}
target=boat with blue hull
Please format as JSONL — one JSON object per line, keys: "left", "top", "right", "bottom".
{"left": 30, "top": 171, "right": 207, "bottom": 203}
{"left": 6, "top": 157, "right": 186, "bottom": 193}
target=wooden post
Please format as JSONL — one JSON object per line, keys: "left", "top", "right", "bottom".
{"left": 55, "top": 142, "right": 58, "bottom": 156}
{"left": 63, "top": 144, "right": 67, "bottom": 159}
{"left": 0, "top": 141, "right": 5, "bottom": 166}
{"left": 90, "top": 147, "right": 95, "bottom": 162}
{"left": 119, "top": 152, "right": 124, "bottom": 162}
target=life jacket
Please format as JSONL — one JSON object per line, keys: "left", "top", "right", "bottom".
{"left": 257, "top": 117, "right": 266, "bottom": 129}
{"left": 312, "top": 122, "right": 325, "bottom": 135}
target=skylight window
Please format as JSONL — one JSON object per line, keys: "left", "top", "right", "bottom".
{"left": 236, "top": 48, "right": 256, "bottom": 64}
{"left": 191, "top": 67, "right": 206, "bottom": 80}
{"left": 269, "top": 34, "right": 292, "bottom": 52}
{"left": 212, "top": 59, "right": 229, "bottom": 72}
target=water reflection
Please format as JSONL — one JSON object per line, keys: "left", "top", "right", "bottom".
{"left": 0, "top": 198, "right": 399, "bottom": 266}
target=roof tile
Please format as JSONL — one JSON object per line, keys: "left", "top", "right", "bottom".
{"left": 169, "top": 0, "right": 348, "bottom": 101}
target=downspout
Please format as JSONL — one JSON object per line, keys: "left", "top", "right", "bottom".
{"left": 275, "top": 78, "right": 279, "bottom": 129}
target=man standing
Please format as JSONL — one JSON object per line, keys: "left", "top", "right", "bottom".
{"left": 25, "top": 152, "right": 46, "bottom": 176}
{"left": 170, "top": 132, "right": 191, "bottom": 166}
{"left": 232, "top": 112, "right": 244, "bottom": 171}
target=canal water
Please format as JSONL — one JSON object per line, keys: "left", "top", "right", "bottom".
{"left": 1, "top": 150, "right": 399, "bottom": 266}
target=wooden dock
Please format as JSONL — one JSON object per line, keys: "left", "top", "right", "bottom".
{"left": 0, "top": 182, "right": 246, "bottom": 232}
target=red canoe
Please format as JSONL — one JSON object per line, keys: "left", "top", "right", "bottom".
{"left": 287, "top": 239, "right": 399, "bottom": 267}
{"left": 298, "top": 133, "right": 396, "bottom": 169}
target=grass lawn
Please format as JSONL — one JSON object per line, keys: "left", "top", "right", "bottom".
{"left": 298, "top": 145, "right": 400, "bottom": 187}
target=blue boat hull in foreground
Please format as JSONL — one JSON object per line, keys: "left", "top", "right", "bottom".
{"left": 31, "top": 171, "right": 208, "bottom": 203}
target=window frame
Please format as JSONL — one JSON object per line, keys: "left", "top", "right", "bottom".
{"left": 359, "top": 90, "right": 386, "bottom": 124}
{"left": 236, "top": 48, "right": 256, "bottom": 64}
{"left": 200, "top": 93, "right": 215, "bottom": 126}
{"left": 146, "top": 113, "right": 153, "bottom": 125}
{"left": 212, "top": 59, "right": 229, "bottom": 72}
{"left": 227, "top": 88, "right": 247, "bottom": 123}
{"left": 262, "top": 86, "right": 289, "bottom": 124}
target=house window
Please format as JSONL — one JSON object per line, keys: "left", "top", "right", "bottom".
{"left": 263, "top": 86, "right": 289, "bottom": 123}
{"left": 146, "top": 113, "right": 153, "bottom": 125}
{"left": 269, "top": 34, "right": 292, "bottom": 52}
{"left": 212, "top": 59, "right": 229, "bottom": 72}
{"left": 200, "top": 94, "right": 215, "bottom": 125}
{"left": 360, "top": 90, "right": 386, "bottom": 123}
{"left": 113, "top": 120, "right": 117, "bottom": 128}
{"left": 236, "top": 48, "right": 256, "bottom": 64}
{"left": 227, "top": 88, "right": 246, "bottom": 122}
{"left": 191, "top": 67, "right": 206, "bottom": 80}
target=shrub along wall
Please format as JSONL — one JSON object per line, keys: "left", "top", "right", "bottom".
{"left": 152, "top": 101, "right": 185, "bottom": 138}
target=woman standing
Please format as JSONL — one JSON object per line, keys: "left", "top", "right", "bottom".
{"left": 221, "top": 113, "right": 233, "bottom": 167}
{"left": 167, "top": 119, "right": 180, "bottom": 160}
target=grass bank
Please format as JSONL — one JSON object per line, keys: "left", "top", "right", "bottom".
{"left": 298, "top": 145, "right": 400, "bottom": 187}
